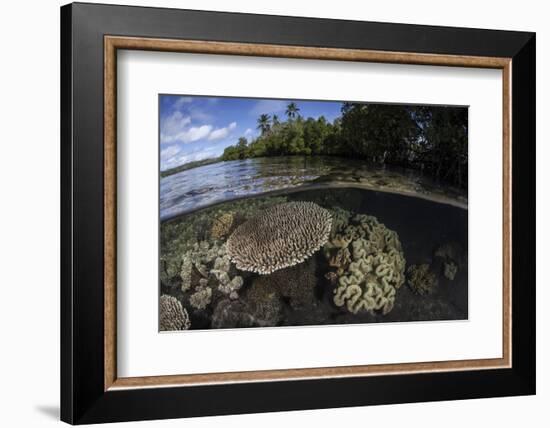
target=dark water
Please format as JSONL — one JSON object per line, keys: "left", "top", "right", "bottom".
{"left": 160, "top": 156, "right": 467, "bottom": 220}
{"left": 160, "top": 186, "right": 468, "bottom": 330}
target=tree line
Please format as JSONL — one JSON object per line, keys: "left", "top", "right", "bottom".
{"left": 222, "top": 101, "right": 468, "bottom": 189}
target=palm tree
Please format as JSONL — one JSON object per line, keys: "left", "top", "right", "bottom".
{"left": 272, "top": 114, "right": 280, "bottom": 127}
{"left": 257, "top": 114, "right": 271, "bottom": 135}
{"left": 285, "top": 102, "right": 300, "bottom": 120}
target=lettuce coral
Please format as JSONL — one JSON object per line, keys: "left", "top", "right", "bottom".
{"left": 325, "top": 211, "right": 405, "bottom": 315}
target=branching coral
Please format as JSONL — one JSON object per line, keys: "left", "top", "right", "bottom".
{"left": 180, "top": 257, "right": 193, "bottom": 291}
{"left": 178, "top": 240, "right": 226, "bottom": 291}
{"left": 161, "top": 196, "right": 288, "bottom": 286}
{"left": 325, "top": 211, "right": 405, "bottom": 315}
{"left": 211, "top": 253, "right": 243, "bottom": 299}
{"left": 407, "top": 264, "right": 438, "bottom": 295}
{"left": 189, "top": 285, "right": 213, "bottom": 310}
{"left": 227, "top": 201, "right": 332, "bottom": 274}
{"left": 159, "top": 295, "right": 191, "bottom": 331}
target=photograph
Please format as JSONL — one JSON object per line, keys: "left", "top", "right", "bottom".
{"left": 158, "top": 95, "right": 469, "bottom": 331}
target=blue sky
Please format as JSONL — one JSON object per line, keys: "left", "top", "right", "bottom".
{"left": 159, "top": 95, "right": 343, "bottom": 171}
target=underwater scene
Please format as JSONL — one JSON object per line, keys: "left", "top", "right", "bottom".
{"left": 159, "top": 95, "right": 468, "bottom": 331}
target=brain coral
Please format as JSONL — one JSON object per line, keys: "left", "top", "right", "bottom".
{"left": 226, "top": 201, "right": 332, "bottom": 274}
{"left": 325, "top": 212, "right": 405, "bottom": 315}
{"left": 159, "top": 295, "right": 191, "bottom": 331}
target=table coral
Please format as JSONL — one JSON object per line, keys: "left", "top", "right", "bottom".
{"left": 226, "top": 201, "right": 332, "bottom": 274}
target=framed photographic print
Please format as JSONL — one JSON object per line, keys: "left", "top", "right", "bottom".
{"left": 61, "top": 2, "right": 535, "bottom": 424}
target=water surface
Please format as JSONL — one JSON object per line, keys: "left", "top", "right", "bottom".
{"left": 160, "top": 156, "right": 467, "bottom": 220}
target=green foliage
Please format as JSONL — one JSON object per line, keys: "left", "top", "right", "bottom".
{"left": 221, "top": 102, "right": 468, "bottom": 189}
{"left": 222, "top": 137, "right": 249, "bottom": 160}
{"left": 285, "top": 102, "right": 300, "bottom": 120}
{"left": 257, "top": 114, "right": 271, "bottom": 135}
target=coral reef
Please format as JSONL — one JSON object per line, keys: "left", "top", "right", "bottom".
{"left": 280, "top": 259, "right": 318, "bottom": 308}
{"left": 251, "top": 257, "right": 318, "bottom": 310}
{"left": 444, "top": 261, "right": 458, "bottom": 281}
{"left": 179, "top": 240, "right": 225, "bottom": 286}
{"left": 434, "top": 242, "right": 463, "bottom": 262}
{"left": 227, "top": 201, "right": 332, "bottom": 274}
{"left": 434, "top": 242, "right": 463, "bottom": 281}
{"left": 189, "top": 285, "right": 213, "bottom": 310}
{"left": 211, "top": 299, "right": 256, "bottom": 329}
{"left": 211, "top": 253, "right": 243, "bottom": 299}
{"left": 211, "top": 212, "right": 234, "bottom": 240}
{"left": 325, "top": 211, "right": 406, "bottom": 315}
{"left": 245, "top": 281, "right": 283, "bottom": 326}
{"left": 407, "top": 264, "right": 438, "bottom": 295}
{"left": 178, "top": 240, "right": 243, "bottom": 298}
{"left": 160, "top": 196, "right": 288, "bottom": 287}
{"left": 159, "top": 295, "right": 191, "bottom": 331}
{"left": 179, "top": 257, "right": 193, "bottom": 291}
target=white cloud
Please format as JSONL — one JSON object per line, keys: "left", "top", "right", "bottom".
{"left": 182, "top": 125, "right": 213, "bottom": 142}
{"left": 160, "top": 145, "right": 183, "bottom": 170}
{"left": 249, "top": 99, "right": 287, "bottom": 116}
{"left": 161, "top": 110, "right": 191, "bottom": 140}
{"left": 162, "top": 124, "right": 213, "bottom": 145}
{"left": 161, "top": 145, "right": 181, "bottom": 159}
{"left": 172, "top": 96, "right": 193, "bottom": 109}
{"left": 208, "top": 122, "right": 237, "bottom": 141}
{"left": 244, "top": 128, "right": 255, "bottom": 138}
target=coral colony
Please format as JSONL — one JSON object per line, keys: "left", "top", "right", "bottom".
{"left": 158, "top": 97, "right": 468, "bottom": 330}
{"left": 159, "top": 194, "right": 465, "bottom": 330}
{"left": 226, "top": 202, "right": 332, "bottom": 274}
{"left": 324, "top": 210, "right": 405, "bottom": 315}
